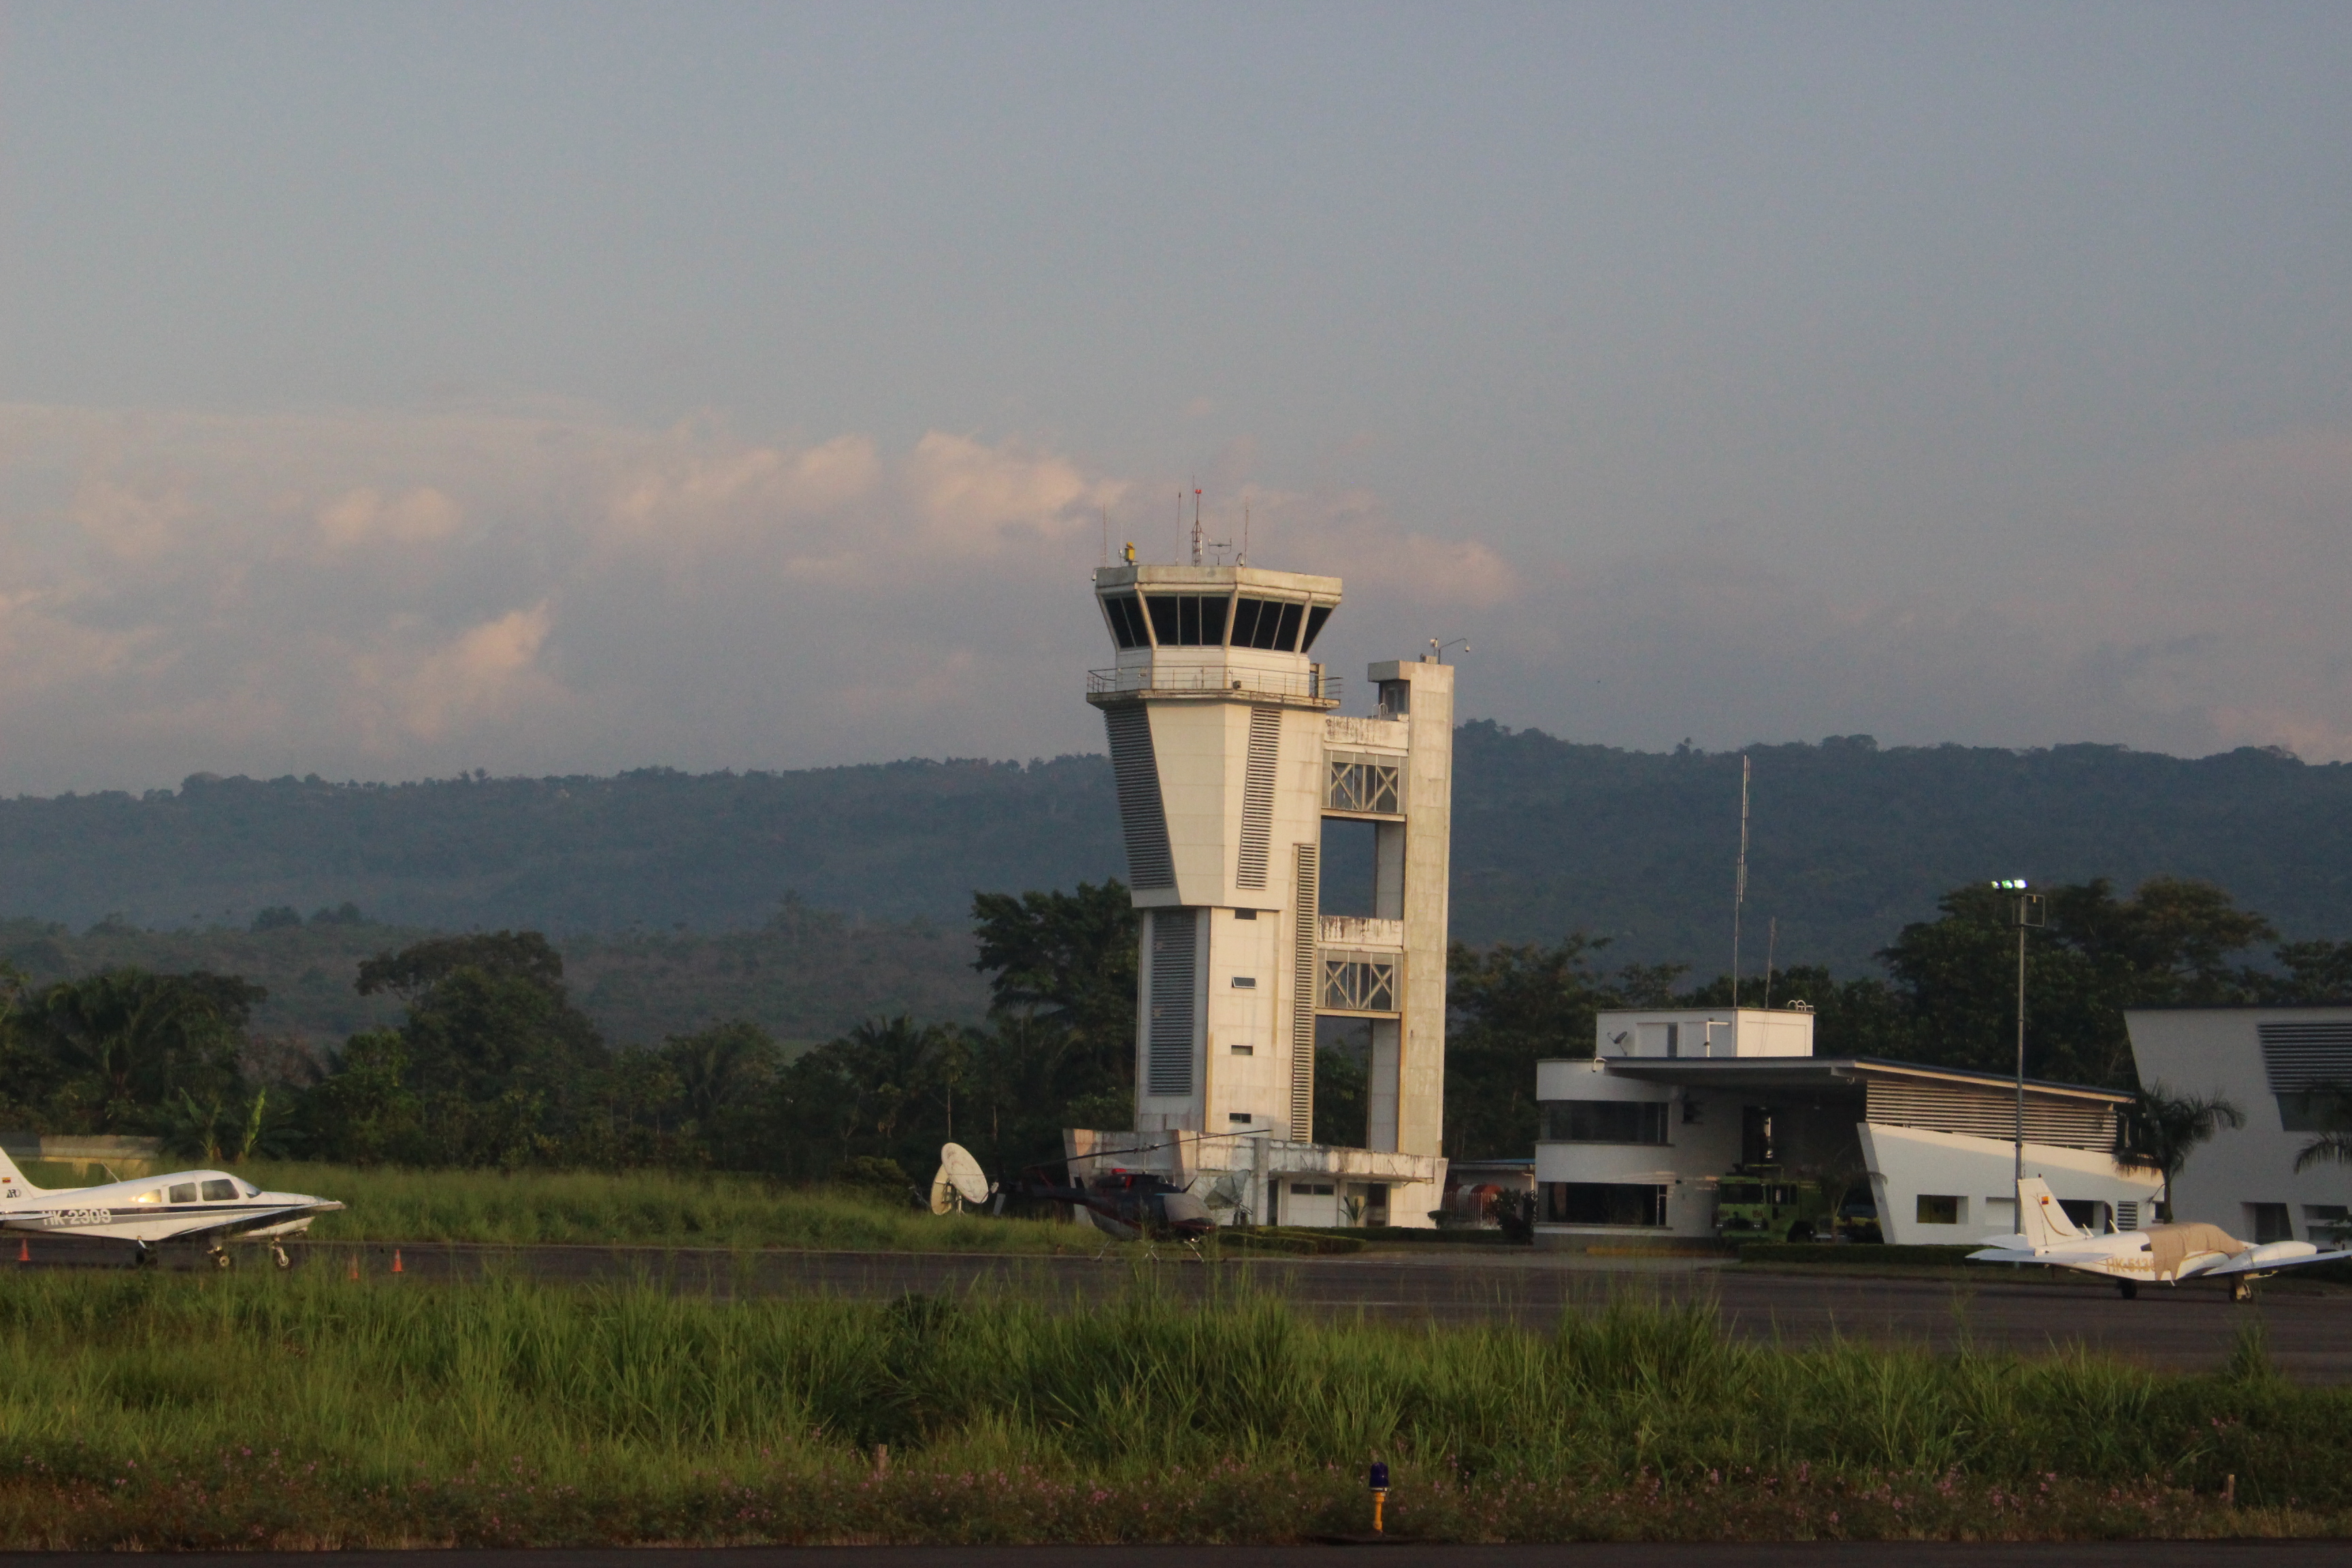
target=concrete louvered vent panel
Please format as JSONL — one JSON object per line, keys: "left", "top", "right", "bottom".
{"left": 2257, "top": 1021, "right": 2352, "bottom": 1092}
{"left": 1290, "top": 844, "right": 1319, "bottom": 1140}
{"left": 1100, "top": 705, "right": 1174, "bottom": 889}
{"left": 1146, "top": 911, "right": 1196, "bottom": 1098}
{"left": 1235, "top": 706, "right": 1280, "bottom": 889}
{"left": 1864, "top": 1080, "right": 2117, "bottom": 1151}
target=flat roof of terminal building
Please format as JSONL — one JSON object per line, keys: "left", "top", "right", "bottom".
{"left": 1540, "top": 1054, "right": 2132, "bottom": 1104}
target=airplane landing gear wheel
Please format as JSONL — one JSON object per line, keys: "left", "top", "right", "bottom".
{"left": 210, "top": 1247, "right": 233, "bottom": 1272}
{"left": 271, "top": 1244, "right": 292, "bottom": 1271}
{"left": 2117, "top": 1280, "right": 2138, "bottom": 1300}
{"left": 132, "top": 1244, "right": 157, "bottom": 1269}
{"left": 2230, "top": 1276, "right": 2255, "bottom": 1303}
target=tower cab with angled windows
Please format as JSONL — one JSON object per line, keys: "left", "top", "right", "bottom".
{"left": 1070, "top": 559, "right": 1454, "bottom": 1230}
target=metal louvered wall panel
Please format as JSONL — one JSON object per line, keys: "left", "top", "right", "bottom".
{"left": 1145, "top": 911, "right": 1196, "bottom": 1097}
{"left": 1100, "top": 706, "right": 1175, "bottom": 889}
{"left": 1290, "top": 845, "right": 1319, "bottom": 1140}
{"left": 1236, "top": 706, "right": 1280, "bottom": 889}
{"left": 1864, "top": 1080, "right": 2117, "bottom": 1150}
{"left": 2257, "top": 1021, "right": 2352, "bottom": 1092}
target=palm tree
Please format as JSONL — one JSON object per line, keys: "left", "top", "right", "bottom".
{"left": 2123, "top": 1084, "right": 2246, "bottom": 1218}
{"left": 2289, "top": 1084, "right": 2352, "bottom": 1181}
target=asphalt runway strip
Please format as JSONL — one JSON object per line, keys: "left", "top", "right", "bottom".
{"left": 17, "top": 1236, "right": 2352, "bottom": 1380}
{"left": 3, "top": 1544, "right": 2346, "bottom": 1567}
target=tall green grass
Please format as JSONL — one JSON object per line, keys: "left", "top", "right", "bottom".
{"left": 0, "top": 1269, "right": 2340, "bottom": 1545}
{"left": 238, "top": 1161, "right": 1094, "bottom": 1252}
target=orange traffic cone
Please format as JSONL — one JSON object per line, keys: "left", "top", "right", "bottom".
{"left": 16, "top": 1238, "right": 27, "bottom": 1262}
{"left": 348, "top": 1254, "right": 359, "bottom": 1280}
{"left": 391, "top": 1249, "right": 403, "bottom": 1274}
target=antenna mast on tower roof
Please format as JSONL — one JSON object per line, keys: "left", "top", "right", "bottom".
{"left": 1190, "top": 487, "right": 1204, "bottom": 566}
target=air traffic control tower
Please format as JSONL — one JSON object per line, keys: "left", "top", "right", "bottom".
{"left": 1068, "top": 559, "right": 1454, "bottom": 1228}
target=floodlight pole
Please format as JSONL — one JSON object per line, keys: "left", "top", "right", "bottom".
{"left": 1995, "top": 881, "right": 2044, "bottom": 1188}
{"left": 2014, "top": 915, "right": 2025, "bottom": 1186}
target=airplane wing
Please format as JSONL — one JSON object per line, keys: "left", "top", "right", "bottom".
{"left": 2204, "top": 1247, "right": 2352, "bottom": 1276}
{"left": 1966, "top": 1245, "right": 2114, "bottom": 1267}
{"left": 0, "top": 1201, "right": 346, "bottom": 1241}
{"left": 175, "top": 1201, "right": 345, "bottom": 1243}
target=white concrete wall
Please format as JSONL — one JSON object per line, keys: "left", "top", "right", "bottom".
{"left": 2127, "top": 1007, "right": 2352, "bottom": 1241}
{"left": 1595, "top": 1008, "right": 1814, "bottom": 1059}
{"left": 1533, "top": 1059, "right": 1738, "bottom": 1239}
{"left": 1369, "top": 658, "right": 1454, "bottom": 1163}
{"left": 1859, "top": 1123, "right": 2163, "bottom": 1243}
{"left": 1203, "top": 906, "right": 1287, "bottom": 1137}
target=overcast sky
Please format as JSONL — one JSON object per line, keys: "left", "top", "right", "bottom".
{"left": 0, "top": 2, "right": 2347, "bottom": 794}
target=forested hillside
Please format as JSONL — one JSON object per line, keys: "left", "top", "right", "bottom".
{"left": 7, "top": 728, "right": 2352, "bottom": 979}
{"left": 0, "top": 903, "right": 990, "bottom": 1057}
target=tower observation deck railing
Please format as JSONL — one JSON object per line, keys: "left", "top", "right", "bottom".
{"left": 1086, "top": 665, "right": 1342, "bottom": 706}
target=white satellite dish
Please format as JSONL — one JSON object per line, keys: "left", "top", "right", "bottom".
{"left": 930, "top": 1143, "right": 993, "bottom": 1213}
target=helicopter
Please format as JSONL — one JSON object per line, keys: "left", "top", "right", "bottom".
{"left": 932, "top": 1139, "right": 1217, "bottom": 1256}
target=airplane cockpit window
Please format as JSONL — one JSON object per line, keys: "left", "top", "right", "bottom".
{"left": 200, "top": 1179, "right": 238, "bottom": 1201}
{"left": 168, "top": 1182, "right": 198, "bottom": 1204}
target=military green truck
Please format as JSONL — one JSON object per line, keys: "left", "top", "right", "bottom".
{"left": 1713, "top": 1169, "right": 1878, "bottom": 1242}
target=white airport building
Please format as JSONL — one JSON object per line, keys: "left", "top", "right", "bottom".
{"left": 1535, "top": 1007, "right": 2163, "bottom": 1247}
{"left": 2125, "top": 1007, "right": 2352, "bottom": 1245}
{"left": 1064, "top": 555, "right": 1454, "bottom": 1227}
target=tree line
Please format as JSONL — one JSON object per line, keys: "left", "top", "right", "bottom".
{"left": 1, "top": 872, "right": 2347, "bottom": 1183}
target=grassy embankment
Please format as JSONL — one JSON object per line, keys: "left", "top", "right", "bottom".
{"left": 0, "top": 1272, "right": 2338, "bottom": 1546}
{"left": 236, "top": 1162, "right": 1099, "bottom": 1254}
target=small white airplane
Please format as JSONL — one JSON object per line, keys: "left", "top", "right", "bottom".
{"left": 1969, "top": 1176, "right": 2352, "bottom": 1301}
{"left": 0, "top": 1146, "right": 342, "bottom": 1270}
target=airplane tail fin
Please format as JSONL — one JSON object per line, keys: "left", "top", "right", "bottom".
{"left": 2015, "top": 1177, "right": 2083, "bottom": 1252}
{"left": 0, "top": 1142, "right": 46, "bottom": 1196}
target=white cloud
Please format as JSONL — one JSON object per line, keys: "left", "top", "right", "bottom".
{"left": 316, "top": 487, "right": 464, "bottom": 551}
{"left": 0, "top": 400, "right": 2349, "bottom": 794}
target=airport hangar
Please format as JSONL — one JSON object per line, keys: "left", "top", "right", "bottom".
{"left": 1534, "top": 1007, "right": 2163, "bottom": 1247}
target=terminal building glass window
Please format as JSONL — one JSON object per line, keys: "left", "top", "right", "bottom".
{"left": 1326, "top": 753, "right": 1403, "bottom": 815}
{"left": 1230, "top": 598, "right": 1303, "bottom": 650}
{"left": 1143, "top": 594, "right": 1232, "bottom": 647}
{"left": 1319, "top": 954, "right": 1399, "bottom": 1013}
{"left": 1539, "top": 1101, "right": 1669, "bottom": 1145}
{"left": 1111, "top": 590, "right": 1335, "bottom": 651}
{"left": 1541, "top": 1181, "right": 1669, "bottom": 1228}
{"left": 1102, "top": 595, "right": 1147, "bottom": 649}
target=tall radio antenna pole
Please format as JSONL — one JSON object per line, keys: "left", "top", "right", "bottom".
{"left": 1732, "top": 755, "right": 1750, "bottom": 1007}
{"left": 1190, "top": 487, "right": 1204, "bottom": 566}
